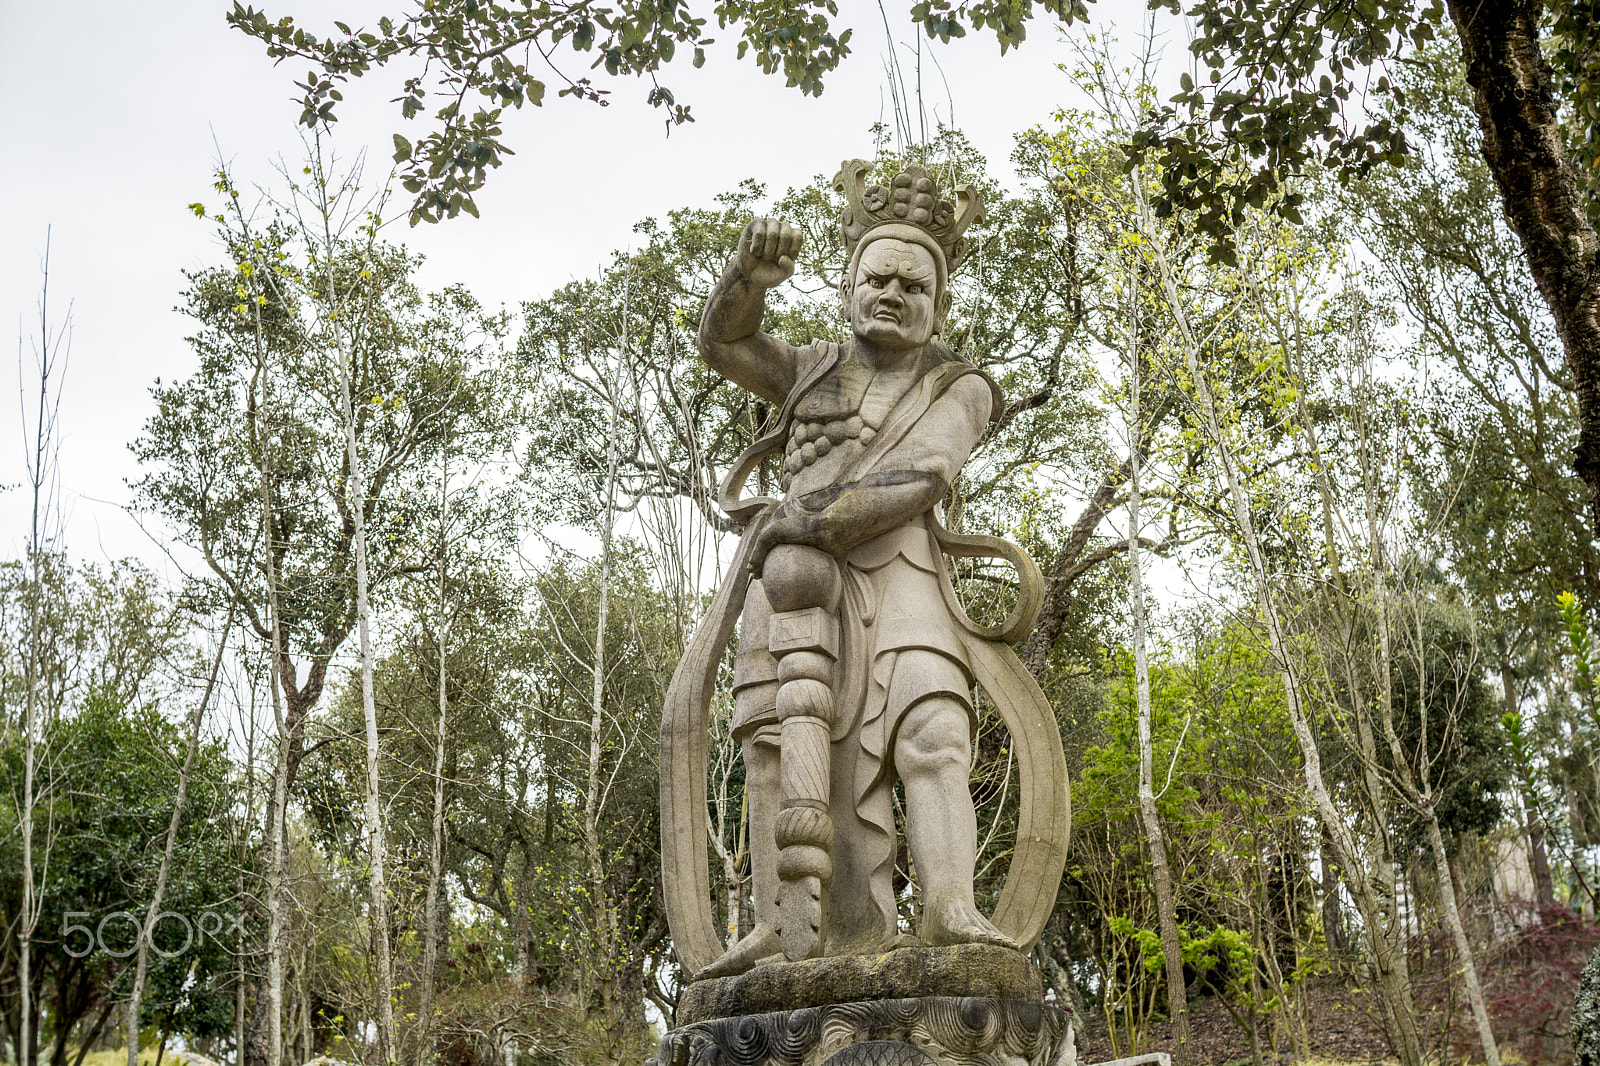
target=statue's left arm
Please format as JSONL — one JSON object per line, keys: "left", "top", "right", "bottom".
{"left": 750, "top": 373, "right": 992, "bottom": 564}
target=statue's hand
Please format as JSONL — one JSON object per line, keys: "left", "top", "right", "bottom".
{"left": 736, "top": 218, "right": 803, "bottom": 290}
{"left": 748, "top": 498, "right": 833, "bottom": 575}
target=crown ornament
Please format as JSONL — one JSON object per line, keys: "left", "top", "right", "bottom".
{"left": 833, "top": 159, "right": 986, "bottom": 277}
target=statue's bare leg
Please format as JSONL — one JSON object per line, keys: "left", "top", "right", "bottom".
{"left": 895, "top": 696, "right": 1018, "bottom": 949}
{"left": 695, "top": 734, "right": 781, "bottom": 979}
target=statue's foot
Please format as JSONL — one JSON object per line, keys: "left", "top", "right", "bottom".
{"left": 693, "top": 924, "right": 780, "bottom": 980}
{"left": 920, "top": 893, "right": 1020, "bottom": 950}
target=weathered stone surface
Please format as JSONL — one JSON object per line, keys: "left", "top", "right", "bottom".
{"left": 661, "top": 158, "right": 1071, "bottom": 983}
{"left": 1575, "top": 943, "right": 1600, "bottom": 1066}
{"left": 652, "top": 995, "right": 1075, "bottom": 1066}
{"left": 677, "top": 944, "right": 1041, "bottom": 1026}
{"left": 821, "top": 1042, "right": 937, "bottom": 1065}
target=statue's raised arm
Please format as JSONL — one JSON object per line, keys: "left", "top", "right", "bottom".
{"left": 699, "top": 218, "right": 807, "bottom": 406}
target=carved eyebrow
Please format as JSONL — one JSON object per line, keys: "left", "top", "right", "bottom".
{"left": 863, "top": 261, "right": 936, "bottom": 282}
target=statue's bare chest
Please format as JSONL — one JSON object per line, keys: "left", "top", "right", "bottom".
{"left": 784, "top": 357, "right": 916, "bottom": 490}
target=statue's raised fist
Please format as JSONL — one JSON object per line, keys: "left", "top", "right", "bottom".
{"left": 737, "top": 218, "right": 803, "bottom": 289}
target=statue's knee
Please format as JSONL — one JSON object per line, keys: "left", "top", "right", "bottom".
{"left": 762, "top": 544, "right": 840, "bottom": 613}
{"left": 895, "top": 697, "right": 972, "bottom": 780}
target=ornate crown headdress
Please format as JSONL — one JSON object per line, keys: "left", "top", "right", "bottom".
{"left": 833, "top": 159, "right": 986, "bottom": 279}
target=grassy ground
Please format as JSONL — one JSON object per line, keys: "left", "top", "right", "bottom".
{"left": 74, "top": 1052, "right": 166, "bottom": 1066}
{"left": 72, "top": 1048, "right": 213, "bottom": 1066}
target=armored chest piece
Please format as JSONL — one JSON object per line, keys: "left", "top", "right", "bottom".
{"left": 784, "top": 358, "right": 879, "bottom": 486}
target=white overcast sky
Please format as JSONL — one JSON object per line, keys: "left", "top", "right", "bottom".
{"left": 0, "top": 0, "right": 1158, "bottom": 574}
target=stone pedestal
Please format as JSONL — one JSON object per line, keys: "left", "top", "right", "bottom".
{"left": 653, "top": 946, "right": 1076, "bottom": 1066}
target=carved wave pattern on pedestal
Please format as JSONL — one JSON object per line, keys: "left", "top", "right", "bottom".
{"left": 651, "top": 995, "right": 1075, "bottom": 1066}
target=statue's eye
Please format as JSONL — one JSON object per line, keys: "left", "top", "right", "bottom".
{"left": 907, "top": 283, "right": 923, "bottom": 295}
{"left": 869, "top": 277, "right": 885, "bottom": 288}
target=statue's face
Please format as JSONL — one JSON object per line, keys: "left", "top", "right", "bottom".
{"left": 846, "top": 238, "right": 940, "bottom": 351}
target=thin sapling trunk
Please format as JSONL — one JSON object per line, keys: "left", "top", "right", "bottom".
{"left": 127, "top": 613, "right": 235, "bottom": 1066}
{"left": 1123, "top": 236, "right": 1192, "bottom": 1064}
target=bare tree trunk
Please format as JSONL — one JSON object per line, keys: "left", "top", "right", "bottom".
{"left": 1245, "top": 882, "right": 1266, "bottom": 1066}
{"left": 235, "top": 664, "right": 260, "bottom": 1066}
{"left": 584, "top": 337, "right": 622, "bottom": 1051}
{"left": 263, "top": 658, "right": 290, "bottom": 1066}
{"left": 333, "top": 279, "right": 396, "bottom": 1066}
{"left": 713, "top": 785, "right": 746, "bottom": 944}
{"left": 305, "top": 154, "right": 398, "bottom": 1065}
{"left": 1424, "top": 815, "right": 1502, "bottom": 1066}
{"left": 236, "top": 864, "right": 248, "bottom": 1066}
{"left": 1320, "top": 831, "right": 1347, "bottom": 958}
{"left": 1124, "top": 248, "right": 1191, "bottom": 1065}
{"left": 21, "top": 525, "right": 38, "bottom": 1066}
{"left": 1521, "top": 789, "right": 1556, "bottom": 907}
{"left": 19, "top": 230, "right": 70, "bottom": 1066}
{"left": 585, "top": 548, "right": 619, "bottom": 1037}
{"left": 127, "top": 615, "right": 236, "bottom": 1066}
{"left": 1445, "top": 0, "right": 1600, "bottom": 529}
{"left": 292, "top": 945, "right": 312, "bottom": 1066}
{"left": 1269, "top": 263, "right": 1415, "bottom": 1016}
{"left": 511, "top": 861, "right": 533, "bottom": 990}
{"left": 1502, "top": 666, "right": 1555, "bottom": 905}
{"left": 419, "top": 442, "right": 451, "bottom": 1066}
{"left": 242, "top": 231, "right": 291, "bottom": 1066}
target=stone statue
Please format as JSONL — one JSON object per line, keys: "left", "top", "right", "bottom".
{"left": 658, "top": 162, "right": 1070, "bottom": 988}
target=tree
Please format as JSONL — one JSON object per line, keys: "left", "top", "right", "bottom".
{"left": 0, "top": 551, "right": 191, "bottom": 1066}
{"left": 124, "top": 607, "right": 238, "bottom": 1066}
{"left": 1081, "top": 103, "right": 1450, "bottom": 1061}
{"left": 1375, "top": 578, "right": 1507, "bottom": 1066}
{"left": 1122, "top": 155, "right": 1191, "bottom": 1064}
{"left": 1440, "top": 4, "right": 1600, "bottom": 528}
{"left": 133, "top": 153, "right": 512, "bottom": 1066}
{"left": 410, "top": 358, "right": 523, "bottom": 1066}
{"left": 0, "top": 557, "right": 237, "bottom": 1066}
{"left": 10, "top": 232, "right": 71, "bottom": 1066}
{"left": 231, "top": 0, "right": 1600, "bottom": 545}
{"left": 1357, "top": 45, "right": 1593, "bottom": 908}
{"left": 1128, "top": 2, "right": 1600, "bottom": 537}
{"left": 141, "top": 159, "right": 512, "bottom": 811}
{"left": 224, "top": 0, "right": 863, "bottom": 224}
{"left": 1071, "top": 621, "right": 1316, "bottom": 1063}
